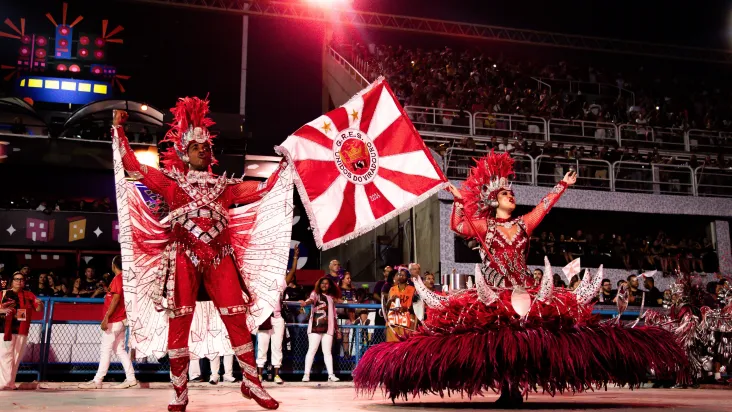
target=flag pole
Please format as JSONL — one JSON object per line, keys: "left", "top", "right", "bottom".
{"left": 410, "top": 207, "right": 417, "bottom": 264}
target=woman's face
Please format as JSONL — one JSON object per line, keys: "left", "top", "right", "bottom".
{"left": 343, "top": 273, "right": 351, "bottom": 286}
{"left": 47, "top": 276, "right": 55, "bottom": 287}
{"left": 397, "top": 270, "right": 408, "bottom": 284}
{"left": 39, "top": 273, "right": 47, "bottom": 283}
{"left": 496, "top": 190, "right": 516, "bottom": 214}
{"left": 319, "top": 280, "right": 330, "bottom": 293}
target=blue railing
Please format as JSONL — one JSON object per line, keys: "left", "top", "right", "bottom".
{"left": 17, "top": 297, "right": 644, "bottom": 381}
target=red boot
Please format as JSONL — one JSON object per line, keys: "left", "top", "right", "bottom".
{"left": 241, "top": 375, "right": 279, "bottom": 410}
{"left": 168, "top": 349, "right": 190, "bottom": 412}
{"left": 234, "top": 343, "right": 279, "bottom": 410}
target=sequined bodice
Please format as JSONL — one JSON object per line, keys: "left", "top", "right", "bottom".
{"left": 481, "top": 217, "right": 531, "bottom": 287}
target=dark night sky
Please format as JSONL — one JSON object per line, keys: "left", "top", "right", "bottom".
{"left": 1, "top": 0, "right": 730, "bottom": 154}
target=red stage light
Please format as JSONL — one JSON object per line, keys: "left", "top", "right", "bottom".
{"left": 92, "top": 66, "right": 102, "bottom": 75}
{"left": 57, "top": 64, "right": 67, "bottom": 72}
{"left": 69, "top": 64, "right": 81, "bottom": 73}
{"left": 94, "top": 50, "right": 104, "bottom": 60}
{"left": 21, "top": 35, "right": 31, "bottom": 44}
{"left": 79, "top": 48, "right": 89, "bottom": 57}
{"left": 59, "top": 26, "right": 70, "bottom": 36}
{"left": 19, "top": 46, "right": 30, "bottom": 56}
{"left": 59, "top": 39, "right": 69, "bottom": 47}
{"left": 79, "top": 36, "right": 90, "bottom": 46}
{"left": 94, "top": 38, "right": 105, "bottom": 47}
{"left": 36, "top": 36, "right": 47, "bottom": 46}
{"left": 35, "top": 49, "right": 47, "bottom": 58}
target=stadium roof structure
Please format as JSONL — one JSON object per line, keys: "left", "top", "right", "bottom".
{"left": 126, "top": 0, "right": 732, "bottom": 64}
{"left": 62, "top": 99, "right": 164, "bottom": 133}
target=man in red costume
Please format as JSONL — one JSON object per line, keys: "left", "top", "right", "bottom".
{"left": 111, "top": 97, "right": 279, "bottom": 411}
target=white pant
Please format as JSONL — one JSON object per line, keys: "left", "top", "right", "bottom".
{"left": 209, "top": 355, "right": 234, "bottom": 381}
{"left": 94, "top": 321, "right": 135, "bottom": 382}
{"left": 189, "top": 359, "right": 200, "bottom": 379}
{"left": 0, "top": 334, "right": 28, "bottom": 389}
{"left": 303, "top": 333, "right": 334, "bottom": 376}
{"left": 256, "top": 316, "right": 285, "bottom": 368}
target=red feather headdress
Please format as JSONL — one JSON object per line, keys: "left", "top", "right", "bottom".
{"left": 460, "top": 149, "right": 515, "bottom": 219}
{"left": 160, "top": 96, "right": 217, "bottom": 171}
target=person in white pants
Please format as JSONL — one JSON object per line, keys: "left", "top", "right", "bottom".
{"left": 79, "top": 257, "right": 137, "bottom": 389}
{"left": 256, "top": 247, "right": 298, "bottom": 385}
{"left": 256, "top": 315, "right": 285, "bottom": 384}
{"left": 209, "top": 355, "right": 236, "bottom": 384}
{"left": 0, "top": 273, "right": 43, "bottom": 390}
{"left": 299, "top": 277, "right": 340, "bottom": 382}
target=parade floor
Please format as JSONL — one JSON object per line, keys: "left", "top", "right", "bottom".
{"left": 2, "top": 382, "right": 731, "bottom": 411}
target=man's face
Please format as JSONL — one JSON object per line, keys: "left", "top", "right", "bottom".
{"left": 602, "top": 281, "right": 612, "bottom": 292}
{"left": 424, "top": 274, "right": 435, "bottom": 288}
{"left": 533, "top": 270, "right": 543, "bottom": 281}
{"left": 85, "top": 268, "right": 95, "bottom": 280}
{"left": 187, "top": 142, "right": 212, "bottom": 171}
{"left": 329, "top": 260, "right": 341, "bottom": 273}
{"left": 629, "top": 276, "right": 639, "bottom": 289}
{"left": 409, "top": 265, "right": 420, "bottom": 278}
{"left": 383, "top": 266, "right": 392, "bottom": 279}
{"left": 644, "top": 278, "right": 653, "bottom": 290}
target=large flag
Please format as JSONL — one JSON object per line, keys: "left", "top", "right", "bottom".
{"left": 276, "top": 77, "right": 448, "bottom": 250}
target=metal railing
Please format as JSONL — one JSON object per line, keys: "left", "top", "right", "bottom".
{"left": 612, "top": 161, "right": 695, "bottom": 196}
{"left": 688, "top": 129, "right": 732, "bottom": 154}
{"left": 473, "top": 112, "right": 547, "bottom": 141}
{"left": 531, "top": 77, "right": 635, "bottom": 105}
{"left": 548, "top": 118, "right": 618, "bottom": 145}
{"left": 327, "top": 47, "right": 370, "bottom": 89}
{"left": 695, "top": 166, "right": 732, "bottom": 198}
{"left": 17, "top": 297, "right": 663, "bottom": 382}
{"left": 535, "top": 155, "right": 612, "bottom": 191}
{"left": 445, "top": 147, "right": 534, "bottom": 184}
{"left": 405, "top": 105, "right": 473, "bottom": 136}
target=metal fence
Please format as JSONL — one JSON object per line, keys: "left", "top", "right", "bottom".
{"left": 405, "top": 105, "right": 473, "bottom": 136}
{"left": 11, "top": 297, "right": 681, "bottom": 382}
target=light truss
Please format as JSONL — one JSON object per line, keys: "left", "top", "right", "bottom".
{"left": 124, "top": 0, "right": 732, "bottom": 64}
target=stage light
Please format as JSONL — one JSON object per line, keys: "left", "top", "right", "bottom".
{"left": 19, "top": 46, "right": 30, "bottom": 56}
{"left": 79, "top": 36, "right": 90, "bottom": 46}
{"left": 134, "top": 147, "right": 159, "bottom": 169}
{"left": 69, "top": 64, "right": 81, "bottom": 73}
{"left": 92, "top": 66, "right": 102, "bottom": 75}
{"left": 493, "top": 64, "right": 497, "bottom": 68}
{"left": 59, "top": 39, "right": 68, "bottom": 48}
{"left": 56, "top": 64, "right": 67, "bottom": 72}
{"left": 79, "top": 48, "right": 89, "bottom": 58}
{"left": 141, "top": 104, "right": 148, "bottom": 111}
{"left": 35, "top": 49, "right": 46, "bottom": 58}
{"left": 36, "top": 36, "right": 47, "bottom": 47}
{"left": 655, "top": 106, "right": 660, "bottom": 110}
{"left": 21, "top": 35, "right": 31, "bottom": 44}
{"left": 94, "top": 50, "right": 104, "bottom": 60}
{"left": 95, "top": 37, "right": 105, "bottom": 47}
{"left": 59, "top": 26, "right": 70, "bottom": 36}
{"left": 305, "top": 0, "right": 352, "bottom": 5}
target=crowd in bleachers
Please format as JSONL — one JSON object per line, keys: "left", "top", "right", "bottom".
{"left": 340, "top": 42, "right": 732, "bottom": 138}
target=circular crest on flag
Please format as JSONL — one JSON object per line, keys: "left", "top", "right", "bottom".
{"left": 333, "top": 128, "right": 379, "bottom": 185}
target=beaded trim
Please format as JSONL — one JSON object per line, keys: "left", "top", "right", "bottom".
{"left": 237, "top": 358, "right": 257, "bottom": 376}
{"left": 232, "top": 342, "right": 253, "bottom": 356}
{"left": 219, "top": 305, "right": 247, "bottom": 316}
{"left": 242, "top": 377, "right": 272, "bottom": 400}
{"left": 168, "top": 347, "right": 189, "bottom": 359}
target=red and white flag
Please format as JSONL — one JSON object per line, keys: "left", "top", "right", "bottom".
{"left": 276, "top": 78, "right": 448, "bottom": 250}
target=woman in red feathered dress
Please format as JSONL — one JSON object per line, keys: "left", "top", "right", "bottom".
{"left": 354, "top": 150, "right": 688, "bottom": 406}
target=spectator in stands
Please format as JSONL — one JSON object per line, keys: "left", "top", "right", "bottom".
{"left": 46, "top": 274, "right": 66, "bottom": 297}
{"left": 568, "top": 275, "right": 581, "bottom": 291}
{"left": 386, "top": 267, "right": 416, "bottom": 342}
{"left": 73, "top": 267, "right": 99, "bottom": 298}
{"left": 338, "top": 272, "right": 357, "bottom": 359}
{"left": 372, "top": 266, "right": 392, "bottom": 312}
{"left": 31, "top": 273, "right": 51, "bottom": 297}
{"left": 327, "top": 260, "right": 342, "bottom": 284}
{"left": 552, "top": 273, "right": 566, "bottom": 288}
{"left": 627, "top": 274, "right": 645, "bottom": 306}
{"left": 498, "top": 136, "right": 514, "bottom": 153}
{"left": 90, "top": 280, "right": 108, "bottom": 299}
{"left": 597, "top": 278, "right": 617, "bottom": 304}
{"left": 0, "top": 272, "right": 43, "bottom": 389}
{"left": 532, "top": 269, "right": 543, "bottom": 285}
{"left": 78, "top": 257, "right": 137, "bottom": 389}
{"left": 300, "top": 277, "right": 341, "bottom": 382}
{"left": 19, "top": 266, "right": 30, "bottom": 291}
{"left": 0, "top": 277, "right": 7, "bottom": 291}
{"left": 644, "top": 277, "right": 663, "bottom": 307}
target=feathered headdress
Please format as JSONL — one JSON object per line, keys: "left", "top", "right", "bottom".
{"left": 460, "top": 149, "right": 515, "bottom": 219}
{"left": 160, "top": 96, "right": 217, "bottom": 171}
